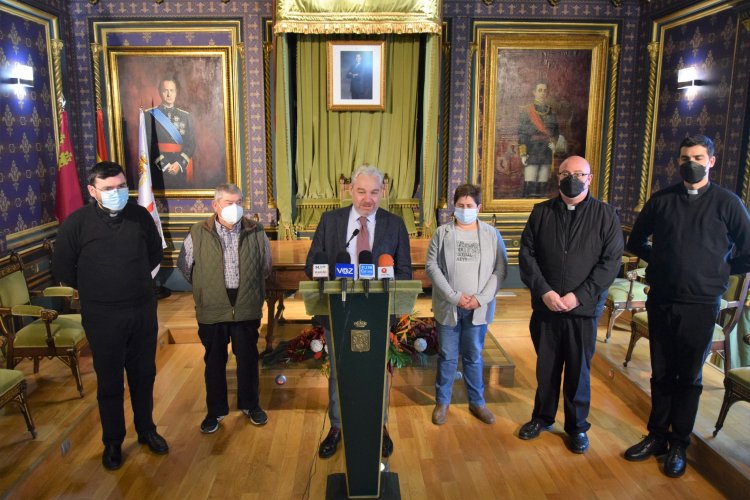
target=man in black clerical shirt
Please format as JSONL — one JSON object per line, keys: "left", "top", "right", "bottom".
{"left": 53, "top": 161, "right": 168, "bottom": 470}
{"left": 624, "top": 135, "right": 750, "bottom": 478}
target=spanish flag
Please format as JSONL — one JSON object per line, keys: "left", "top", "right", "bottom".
{"left": 54, "top": 109, "right": 83, "bottom": 222}
{"left": 95, "top": 108, "right": 108, "bottom": 162}
{"left": 137, "top": 108, "right": 167, "bottom": 251}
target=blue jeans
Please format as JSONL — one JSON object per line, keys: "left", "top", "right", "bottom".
{"left": 435, "top": 308, "right": 487, "bottom": 406}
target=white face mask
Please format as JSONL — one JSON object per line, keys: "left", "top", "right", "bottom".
{"left": 454, "top": 207, "right": 478, "bottom": 225}
{"left": 100, "top": 188, "right": 129, "bottom": 212}
{"left": 220, "top": 204, "right": 243, "bottom": 225}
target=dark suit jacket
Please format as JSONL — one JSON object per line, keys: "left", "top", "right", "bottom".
{"left": 305, "top": 206, "right": 412, "bottom": 280}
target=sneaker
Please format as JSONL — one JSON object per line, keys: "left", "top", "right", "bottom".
{"left": 200, "top": 415, "right": 225, "bottom": 434}
{"left": 243, "top": 408, "right": 268, "bottom": 426}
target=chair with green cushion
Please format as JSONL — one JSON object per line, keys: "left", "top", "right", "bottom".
{"left": 625, "top": 272, "right": 750, "bottom": 367}
{"left": 602, "top": 255, "right": 648, "bottom": 342}
{"left": 0, "top": 368, "right": 36, "bottom": 438}
{"left": 0, "top": 253, "right": 87, "bottom": 397}
{"left": 714, "top": 331, "right": 750, "bottom": 435}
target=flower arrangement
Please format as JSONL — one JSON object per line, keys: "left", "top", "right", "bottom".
{"left": 261, "top": 314, "right": 438, "bottom": 373}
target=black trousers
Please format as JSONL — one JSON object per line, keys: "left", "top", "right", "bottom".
{"left": 646, "top": 300, "right": 719, "bottom": 446}
{"left": 197, "top": 320, "right": 260, "bottom": 417}
{"left": 529, "top": 311, "right": 597, "bottom": 434}
{"left": 81, "top": 301, "right": 158, "bottom": 445}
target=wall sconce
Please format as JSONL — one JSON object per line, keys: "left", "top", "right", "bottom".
{"left": 677, "top": 66, "right": 704, "bottom": 89}
{"left": 4, "top": 63, "right": 34, "bottom": 99}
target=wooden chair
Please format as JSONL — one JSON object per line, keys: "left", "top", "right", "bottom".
{"left": 0, "top": 368, "right": 36, "bottom": 438}
{"left": 602, "top": 255, "right": 648, "bottom": 342}
{"left": 0, "top": 253, "right": 87, "bottom": 397}
{"left": 714, "top": 324, "right": 750, "bottom": 435}
{"left": 625, "top": 272, "right": 750, "bottom": 367}
{"left": 339, "top": 173, "right": 389, "bottom": 209}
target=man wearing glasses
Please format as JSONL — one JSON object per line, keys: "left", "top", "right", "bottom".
{"left": 518, "top": 155, "right": 623, "bottom": 454}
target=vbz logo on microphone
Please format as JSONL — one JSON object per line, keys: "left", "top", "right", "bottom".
{"left": 335, "top": 263, "right": 355, "bottom": 277}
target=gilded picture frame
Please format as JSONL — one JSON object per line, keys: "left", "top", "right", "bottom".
{"left": 327, "top": 41, "right": 385, "bottom": 111}
{"left": 104, "top": 46, "right": 238, "bottom": 198}
{"left": 477, "top": 30, "right": 610, "bottom": 213}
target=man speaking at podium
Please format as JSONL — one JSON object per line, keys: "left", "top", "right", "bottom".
{"left": 305, "top": 164, "right": 412, "bottom": 459}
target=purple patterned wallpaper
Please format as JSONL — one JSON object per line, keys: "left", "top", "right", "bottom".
{"left": 0, "top": 2, "right": 60, "bottom": 252}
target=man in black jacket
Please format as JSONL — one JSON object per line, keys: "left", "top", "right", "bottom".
{"left": 624, "top": 135, "right": 750, "bottom": 478}
{"left": 304, "top": 164, "right": 411, "bottom": 460}
{"left": 53, "top": 161, "right": 168, "bottom": 470}
{"left": 518, "top": 155, "right": 623, "bottom": 454}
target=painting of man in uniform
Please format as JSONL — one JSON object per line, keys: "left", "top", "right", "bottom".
{"left": 116, "top": 54, "right": 228, "bottom": 192}
{"left": 492, "top": 49, "right": 590, "bottom": 200}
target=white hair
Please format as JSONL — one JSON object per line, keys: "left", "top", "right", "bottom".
{"left": 214, "top": 183, "right": 243, "bottom": 202}
{"left": 350, "top": 164, "right": 384, "bottom": 185}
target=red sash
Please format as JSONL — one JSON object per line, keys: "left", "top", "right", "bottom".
{"left": 526, "top": 104, "right": 551, "bottom": 137}
{"left": 158, "top": 143, "right": 193, "bottom": 182}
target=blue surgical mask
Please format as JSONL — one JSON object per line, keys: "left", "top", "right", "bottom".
{"left": 454, "top": 207, "right": 478, "bottom": 225}
{"left": 100, "top": 188, "right": 129, "bottom": 212}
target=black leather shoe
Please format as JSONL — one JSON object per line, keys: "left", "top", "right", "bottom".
{"left": 569, "top": 432, "right": 589, "bottom": 454}
{"left": 318, "top": 427, "right": 341, "bottom": 459}
{"left": 102, "top": 443, "right": 122, "bottom": 470}
{"left": 624, "top": 435, "right": 668, "bottom": 462}
{"left": 518, "top": 420, "right": 553, "bottom": 440}
{"left": 664, "top": 444, "right": 687, "bottom": 478}
{"left": 382, "top": 426, "right": 393, "bottom": 458}
{"left": 137, "top": 430, "right": 169, "bottom": 455}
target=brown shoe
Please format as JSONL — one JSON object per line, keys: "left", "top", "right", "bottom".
{"left": 432, "top": 404, "right": 448, "bottom": 425}
{"left": 469, "top": 405, "right": 495, "bottom": 424}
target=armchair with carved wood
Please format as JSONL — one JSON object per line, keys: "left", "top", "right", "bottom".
{"left": 625, "top": 272, "right": 750, "bottom": 368}
{"left": 0, "top": 368, "right": 36, "bottom": 438}
{"left": 713, "top": 297, "right": 750, "bottom": 435}
{"left": 0, "top": 253, "right": 87, "bottom": 397}
{"left": 602, "top": 255, "right": 647, "bottom": 342}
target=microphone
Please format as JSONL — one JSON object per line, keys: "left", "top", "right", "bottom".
{"left": 334, "top": 251, "right": 354, "bottom": 302}
{"left": 345, "top": 228, "right": 360, "bottom": 248}
{"left": 378, "top": 253, "right": 395, "bottom": 294}
{"left": 312, "top": 251, "right": 329, "bottom": 299}
{"left": 358, "top": 250, "right": 375, "bottom": 297}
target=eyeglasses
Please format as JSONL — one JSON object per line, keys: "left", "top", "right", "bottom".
{"left": 557, "top": 172, "right": 590, "bottom": 180}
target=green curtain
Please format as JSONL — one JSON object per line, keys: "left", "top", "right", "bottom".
{"left": 293, "top": 34, "right": 420, "bottom": 233}
{"left": 420, "top": 34, "right": 440, "bottom": 238}
{"left": 274, "top": 35, "right": 295, "bottom": 239}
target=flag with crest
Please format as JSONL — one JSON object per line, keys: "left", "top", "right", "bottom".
{"left": 54, "top": 109, "right": 84, "bottom": 222}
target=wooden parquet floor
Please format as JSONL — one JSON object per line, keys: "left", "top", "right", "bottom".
{"left": 1, "top": 290, "right": 745, "bottom": 499}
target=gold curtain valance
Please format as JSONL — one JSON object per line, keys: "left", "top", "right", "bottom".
{"left": 274, "top": 0, "right": 441, "bottom": 35}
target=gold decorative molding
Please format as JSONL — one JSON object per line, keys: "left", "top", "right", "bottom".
{"left": 236, "top": 42, "right": 252, "bottom": 213}
{"left": 439, "top": 34, "right": 450, "bottom": 209}
{"left": 602, "top": 44, "right": 620, "bottom": 203}
{"left": 50, "top": 38, "right": 64, "bottom": 124}
{"left": 263, "top": 40, "right": 276, "bottom": 210}
{"left": 90, "top": 43, "right": 103, "bottom": 111}
{"left": 635, "top": 41, "right": 660, "bottom": 213}
{"left": 274, "top": 0, "right": 441, "bottom": 35}
{"left": 743, "top": 126, "right": 750, "bottom": 203}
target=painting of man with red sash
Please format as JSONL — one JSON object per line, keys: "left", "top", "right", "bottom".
{"left": 145, "top": 77, "right": 196, "bottom": 190}
{"left": 517, "top": 81, "right": 560, "bottom": 198}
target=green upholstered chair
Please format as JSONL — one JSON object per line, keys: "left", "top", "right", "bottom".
{"left": 714, "top": 331, "right": 750, "bottom": 435}
{"left": 0, "top": 368, "right": 36, "bottom": 438}
{"left": 0, "top": 253, "right": 87, "bottom": 397}
{"left": 625, "top": 272, "right": 750, "bottom": 368}
{"left": 602, "top": 255, "right": 648, "bottom": 342}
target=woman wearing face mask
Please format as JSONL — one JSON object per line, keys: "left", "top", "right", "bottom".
{"left": 425, "top": 184, "right": 508, "bottom": 425}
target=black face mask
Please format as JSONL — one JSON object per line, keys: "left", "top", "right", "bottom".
{"left": 679, "top": 160, "right": 707, "bottom": 184}
{"left": 559, "top": 176, "right": 586, "bottom": 198}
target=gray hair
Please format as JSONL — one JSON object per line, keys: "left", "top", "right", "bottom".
{"left": 214, "top": 183, "right": 243, "bottom": 202}
{"left": 350, "top": 164, "right": 384, "bottom": 186}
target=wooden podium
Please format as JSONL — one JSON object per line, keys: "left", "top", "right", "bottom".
{"left": 300, "top": 280, "right": 422, "bottom": 499}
